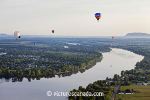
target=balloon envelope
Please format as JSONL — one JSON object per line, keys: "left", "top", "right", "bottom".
{"left": 14, "top": 31, "right": 21, "bottom": 39}
{"left": 95, "top": 13, "right": 101, "bottom": 21}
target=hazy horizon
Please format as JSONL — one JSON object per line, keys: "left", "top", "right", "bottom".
{"left": 0, "top": 0, "right": 150, "bottom": 36}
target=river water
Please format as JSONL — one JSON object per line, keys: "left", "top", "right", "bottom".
{"left": 0, "top": 48, "right": 144, "bottom": 100}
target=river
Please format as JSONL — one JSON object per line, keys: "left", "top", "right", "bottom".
{"left": 0, "top": 48, "right": 144, "bottom": 100}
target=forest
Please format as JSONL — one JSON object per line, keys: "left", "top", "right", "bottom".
{"left": 0, "top": 38, "right": 110, "bottom": 81}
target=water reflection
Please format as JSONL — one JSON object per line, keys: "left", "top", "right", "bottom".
{"left": 0, "top": 66, "right": 91, "bottom": 82}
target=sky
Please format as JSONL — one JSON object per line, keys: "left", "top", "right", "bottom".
{"left": 0, "top": 0, "right": 150, "bottom": 36}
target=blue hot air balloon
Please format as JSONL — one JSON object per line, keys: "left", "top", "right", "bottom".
{"left": 95, "top": 13, "right": 101, "bottom": 21}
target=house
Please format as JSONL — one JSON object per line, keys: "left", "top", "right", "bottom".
{"left": 117, "top": 89, "right": 134, "bottom": 94}
{"left": 136, "top": 82, "right": 149, "bottom": 86}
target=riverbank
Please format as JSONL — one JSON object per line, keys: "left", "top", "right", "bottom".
{"left": 0, "top": 52, "right": 103, "bottom": 82}
{"left": 0, "top": 48, "right": 143, "bottom": 100}
{"left": 68, "top": 48, "right": 144, "bottom": 100}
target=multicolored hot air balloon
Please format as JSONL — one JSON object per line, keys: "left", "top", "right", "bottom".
{"left": 14, "top": 31, "right": 21, "bottom": 39}
{"left": 95, "top": 13, "right": 101, "bottom": 21}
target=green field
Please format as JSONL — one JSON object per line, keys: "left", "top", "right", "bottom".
{"left": 116, "top": 85, "right": 150, "bottom": 100}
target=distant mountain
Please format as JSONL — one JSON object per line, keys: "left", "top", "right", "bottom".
{"left": 125, "top": 32, "right": 150, "bottom": 37}
{"left": 0, "top": 33, "right": 8, "bottom": 36}
{"left": 0, "top": 33, "right": 13, "bottom": 39}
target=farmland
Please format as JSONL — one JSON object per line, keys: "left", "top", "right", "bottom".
{"left": 116, "top": 85, "right": 150, "bottom": 100}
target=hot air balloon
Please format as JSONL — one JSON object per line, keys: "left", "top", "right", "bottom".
{"left": 95, "top": 13, "right": 101, "bottom": 21}
{"left": 52, "top": 30, "right": 54, "bottom": 34}
{"left": 112, "top": 36, "right": 114, "bottom": 40}
{"left": 14, "top": 31, "right": 21, "bottom": 39}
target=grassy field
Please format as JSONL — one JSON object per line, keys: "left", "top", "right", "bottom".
{"left": 116, "top": 85, "right": 150, "bottom": 100}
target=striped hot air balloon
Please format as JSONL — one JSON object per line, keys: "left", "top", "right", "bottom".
{"left": 95, "top": 13, "right": 101, "bottom": 21}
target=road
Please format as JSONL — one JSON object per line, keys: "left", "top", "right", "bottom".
{"left": 111, "top": 85, "right": 120, "bottom": 100}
